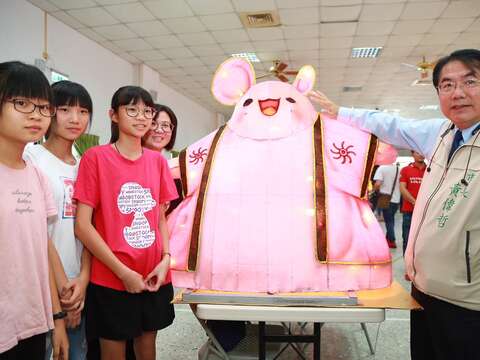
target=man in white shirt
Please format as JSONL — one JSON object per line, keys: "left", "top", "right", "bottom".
{"left": 373, "top": 163, "right": 401, "bottom": 248}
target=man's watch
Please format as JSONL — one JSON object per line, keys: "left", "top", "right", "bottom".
{"left": 53, "top": 311, "right": 67, "bottom": 320}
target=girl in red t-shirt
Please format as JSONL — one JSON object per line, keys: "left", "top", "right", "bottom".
{"left": 125, "top": 104, "right": 180, "bottom": 360}
{"left": 74, "top": 86, "right": 177, "bottom": 359}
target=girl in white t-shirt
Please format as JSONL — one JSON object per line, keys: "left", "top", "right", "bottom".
{"left": 0, "top": 61, "right": 68, "bottom": 359}
{"left": 24, "top": 80, "right": 93, "bottom": 360}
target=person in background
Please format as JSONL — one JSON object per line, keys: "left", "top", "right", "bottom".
{"left": 373, "top": 162, "right": 401, "bottom": 248}
{"left": 399, "top": 151, "right": 426, "bottom": 256}
{"left": 309, "top": 48, "right": 480, "bottom": 360}
{"left": 143, "top": 104, "right": 177, "bottom": 157}
{"left": 143, "top": 104, "right": 182, "bottom": 215}
{"left": 0, "top": 61, "right": 69, "bottom": 360}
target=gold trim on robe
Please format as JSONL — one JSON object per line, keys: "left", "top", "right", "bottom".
{"left": 360, "top": 135, "right": 379, "bottom": 199}
{"left": 313, "top": 115, "right": 328, "bottom": 262}
{"left": 188, "top": 125, "right": 227, "bottom": 271}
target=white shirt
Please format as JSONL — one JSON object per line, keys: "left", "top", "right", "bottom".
{"left": 373, "top": 163, "right": 401, "bottom": 203}
{"left": 23, "top": 144, "right": 82, "bottom": 279}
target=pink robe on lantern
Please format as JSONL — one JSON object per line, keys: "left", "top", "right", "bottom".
{"left": 167, "top": 58, "right": 396, "bottom": 293}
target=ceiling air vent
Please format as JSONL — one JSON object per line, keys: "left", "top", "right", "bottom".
{"left": 239, "top": 11, "right": 281, "bottom": 28}
{"left": 342, "top": 86, "right": 363, "bottom": 92}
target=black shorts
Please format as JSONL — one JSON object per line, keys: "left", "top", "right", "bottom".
{"left": 85, "top": 282, "right": 175, "bottom": 341}
{"left": 0, "top": 333, "right": 46, "bottom": 360}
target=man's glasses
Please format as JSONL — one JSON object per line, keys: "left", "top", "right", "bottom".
{"left": 124, "top": 105, "right": 156, "bottom": 119}
{"left": 151, "top": 120, "right": 175, "bottom": 133}
{"left": 437, "top": 78, "right": 480, "bottom": 94}
{"left": 7, "top": 98, "right": 56, "bottom": 117}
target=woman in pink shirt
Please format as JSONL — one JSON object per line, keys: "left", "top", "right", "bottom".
{"left": 74, "top": 86, "right": 177, "bottom": 360}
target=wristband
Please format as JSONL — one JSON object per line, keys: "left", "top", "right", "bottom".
{"left": 53, "top": 311, "right": 67, "bottom": 320}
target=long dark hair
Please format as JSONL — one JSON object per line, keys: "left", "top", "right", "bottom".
{"left": 0, "top": 61, "right": 52, "bottom": 110}
{"left": 46, "top": 80, "right": 93, "bottom": 139}
{"left": 153, "top": 104, "right": 178, "bottom": 151}
{"left": 109, "top": 86, "right": 154, "bottom": 143}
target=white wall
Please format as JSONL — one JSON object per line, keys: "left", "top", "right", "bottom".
{"left": 0, "top": 0, "right": 217, "bottom": 146}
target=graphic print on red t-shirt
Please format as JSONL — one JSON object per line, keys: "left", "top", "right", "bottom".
{"left": 117, "top": 182, "right": 157, "bottom": 249}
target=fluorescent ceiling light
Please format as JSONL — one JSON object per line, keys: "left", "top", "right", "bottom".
{"left": 51, "top": 69, "right": 69, "bottom": 83}
{"left": 411, "top": 78, "right": 431, "bottom": 86}
{"left": 231, "top": 52, "right": 260, "bottom": 63}
{"left": 419, "top": 105, "right": 438, "bottom": 110}
{"left": 351, "top": 47, "right": 382, "bottom": 58}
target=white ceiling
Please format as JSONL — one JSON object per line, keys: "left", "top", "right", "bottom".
{"left": 28, "top": 0, "right": 480, "bottom": 119}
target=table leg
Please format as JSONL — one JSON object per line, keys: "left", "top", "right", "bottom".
{"left": 259, "top": 321, "right": 266, "bottom": 360}
{"left": 361, "top": 322, "right": 375, "bottom": 355}
{"left": 313, "top": 323, "right": 321, "bottom": 360}
{"left": 191, "top": 304, "right": 231, "bottom": 360}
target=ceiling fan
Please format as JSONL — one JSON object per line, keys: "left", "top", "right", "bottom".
{"left": 402, "top": 56, "right": 437, "bottom": 86}
{"left": 257, "top": 60, "right": 299, "bottom": 82}
{"left": 402, "top": 56, "right": 436, "bottom": 79}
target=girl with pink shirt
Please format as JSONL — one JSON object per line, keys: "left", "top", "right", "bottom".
{"left": 0, "top": 61, "right": 68, "bottom": 359}
{"left": 74, "top": 86, "right": 177, "bottom": 360}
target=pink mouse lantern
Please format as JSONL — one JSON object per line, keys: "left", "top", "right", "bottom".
{"left": 167, "top": 57, "right": 396, "bottom": 293}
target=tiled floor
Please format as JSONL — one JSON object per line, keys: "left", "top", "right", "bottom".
{"left": 156, "top": 213, "right": 411, "bottom": 359}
